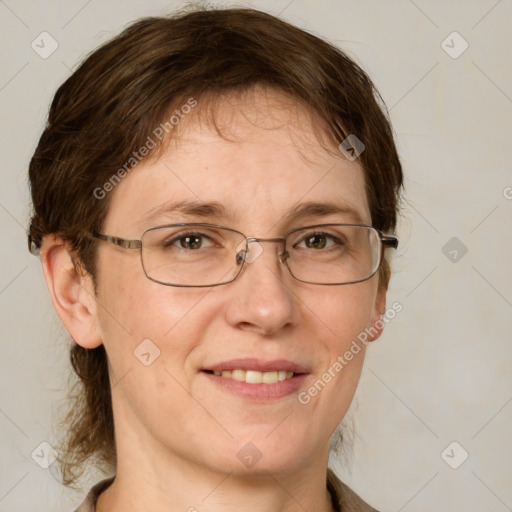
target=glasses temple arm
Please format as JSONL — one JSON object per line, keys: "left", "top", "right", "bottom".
{"left": 91, "top": 232, "right": 142, "bottom": 250}
{"left": 381, "top": 235, "right": 399, "bottom": 249}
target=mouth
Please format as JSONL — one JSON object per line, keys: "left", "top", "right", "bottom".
{"left": 200, "top": 359, "right": 309, "bottom": 401}
{"left": 202, "top": 369, "right": 296, "bottom": 384}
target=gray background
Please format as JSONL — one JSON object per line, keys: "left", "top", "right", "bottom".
{"left": 1, "top": 0, "right": 511, "bottom": 510}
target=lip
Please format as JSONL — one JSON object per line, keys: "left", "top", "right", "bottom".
{"left": 201, "top": 358, "right": 309, "bottom": 373}
{"left": 200, "top": 358, "right": 310, "bottom": 401}
{"left": 202, "top": 371, "right": 308, "bottom": 401}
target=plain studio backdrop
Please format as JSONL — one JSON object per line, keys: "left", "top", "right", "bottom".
{"left": 1, "top": 1, "right": 511, "bottom": 511}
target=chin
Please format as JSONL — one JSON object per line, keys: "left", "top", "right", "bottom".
{"left": 203, "top": 428, "right": 324, "bottom": 477}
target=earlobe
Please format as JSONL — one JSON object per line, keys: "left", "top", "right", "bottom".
{"left": 367, "top": 286, "right": 387, "bottom": 343}
{"left": 40, "top": 235, "right": 103, "bottom": 349}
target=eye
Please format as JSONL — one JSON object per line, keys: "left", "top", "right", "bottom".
{"left": 164, "top": 232, "right": 215, "bottom": 250}
{"left": 296, "top": 232, "right": 341, "bottom": 250}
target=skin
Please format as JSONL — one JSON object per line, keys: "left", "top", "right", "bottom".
{"left": 40, "top": 87, "right": 387, "bottom": 512}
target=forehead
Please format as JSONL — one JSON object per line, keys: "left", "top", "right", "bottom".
{"left": 103, "top": 88, "right": 370, "bottom": 235}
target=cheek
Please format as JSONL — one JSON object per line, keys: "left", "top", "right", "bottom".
{"left": 309, "top": 277, "right": 378, "bottom": 345}
{"left": 299, "top": 280, "right": 378, "bottom": 423}
{"left": 95, "top": 252, "right": 218, "bottom": 375}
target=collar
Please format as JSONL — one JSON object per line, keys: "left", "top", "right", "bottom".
{"left": 74, "top": 469, "right": 379, "bottom": 511}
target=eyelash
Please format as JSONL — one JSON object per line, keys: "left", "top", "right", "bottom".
{"left": 163, "top": 232, "right": 216, "bottom": 249}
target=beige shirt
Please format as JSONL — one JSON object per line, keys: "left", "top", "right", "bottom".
{"left": 74, "top": 469, "right": 379, "bottom": 511}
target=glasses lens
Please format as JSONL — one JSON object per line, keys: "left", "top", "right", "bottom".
{"left": 140, "top": 224, "right": 383, "bottom": 286}
{"left": 141, "top": 225, "right": 246, "bottom": 286}
{"left": 285, "top": 225, "right": 381, "bottom": 284}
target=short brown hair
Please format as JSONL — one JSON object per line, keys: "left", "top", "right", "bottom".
{"left": 27, "top": 6, "right": 403, "bottom": 486}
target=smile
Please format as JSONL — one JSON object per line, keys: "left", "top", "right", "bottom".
{"left": 205, "top": 369, "right": 295, "bottom": 384}
{"left": 201, "top": 358, "right": 309, "bottom": 400}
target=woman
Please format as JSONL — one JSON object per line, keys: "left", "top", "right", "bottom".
{"left": 28, "top": 6, "right": 403, "bottom": 511}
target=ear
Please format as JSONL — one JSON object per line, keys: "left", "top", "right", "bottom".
{"left": 366, "top": 285, "right": 387, "bottom": 343}
{"left": 39, "top": 235, "right": 102, "bottom": 349}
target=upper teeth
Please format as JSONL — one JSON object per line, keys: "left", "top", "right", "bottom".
{"left": 212, "top": 369, "right": 294, "bottom": 384}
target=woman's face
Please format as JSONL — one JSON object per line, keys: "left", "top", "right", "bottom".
{"left": 92, "top": 89, "right": 386, "bottom": 476}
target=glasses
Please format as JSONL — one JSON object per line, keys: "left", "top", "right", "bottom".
{"left": 90, "top": 223, "right": 398, "bottom": 287}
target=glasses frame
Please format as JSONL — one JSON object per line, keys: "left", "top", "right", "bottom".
{"left": 89, "top": 222, "right": 398, "bottom": 287}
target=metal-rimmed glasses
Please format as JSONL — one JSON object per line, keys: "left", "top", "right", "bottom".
{"left": 90, "top": 223, "right": 398, "bottom": 287}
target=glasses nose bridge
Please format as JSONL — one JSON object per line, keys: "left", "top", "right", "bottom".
{"left": 246, "top": 236, "right": 285, "bottom": 244}
{"left": 244, "top": 236, "right": 289, "bottom": 264}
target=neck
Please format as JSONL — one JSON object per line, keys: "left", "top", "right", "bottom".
{"left": 96, "top": 424, "right": 335, "bottom": 512}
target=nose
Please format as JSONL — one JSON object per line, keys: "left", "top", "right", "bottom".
{"left": 225, "top": 239, "right": 300, "bottom": 336}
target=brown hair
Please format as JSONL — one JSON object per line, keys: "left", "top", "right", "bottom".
{"left": 27, "top": 6, "right": 403, "bottom": 487}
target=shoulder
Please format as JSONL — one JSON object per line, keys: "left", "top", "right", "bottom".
{"left": 327, "top": 468, "right": 381, "bottom": 512}
{"left": 73, "top": 477, "right": 114, "bottom": 512}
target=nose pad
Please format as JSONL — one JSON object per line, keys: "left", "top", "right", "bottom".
{"left": 235, "top": 251, "right": 245, "bottom": 266}
{"left": 235, "top": 240, "right": 264, "bottom": 264}
{"left": 245, "top": 241, "right": 264, "bottom": 263}
{"left": 234, "top": 239, "right": 289, "bottom": 272}
{"left": 278, "top": 250, "right": 289, "bottom": 264}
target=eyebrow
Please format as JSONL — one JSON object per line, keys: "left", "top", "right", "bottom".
{"left": 138, "top": 199, "right": 367, "bottom": 228}
{"left": 139, "top": 200, "right": 228, "bottom": 227}
{"left": 281, "top": 201, "right": 367, "bottom": 226}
